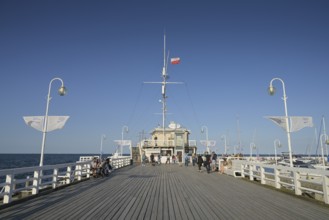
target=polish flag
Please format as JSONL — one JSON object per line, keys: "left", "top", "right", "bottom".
{"left": 171, "top": 57, "right": 180, "bottom": 64}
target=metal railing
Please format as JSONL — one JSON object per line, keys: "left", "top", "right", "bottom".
{"left": 0, "top": 156, "right": 132, "bottom": 205}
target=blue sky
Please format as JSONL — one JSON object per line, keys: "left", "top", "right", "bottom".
{"left": 0, "top": 0, "right": 328, "bottom": 155}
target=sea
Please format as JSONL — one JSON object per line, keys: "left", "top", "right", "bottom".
{"left": 0, "top": 154, "right": 112, "bottom": 170}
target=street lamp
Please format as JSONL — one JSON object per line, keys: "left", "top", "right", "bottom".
{"left": 100, "top": 134, "right": 106, "bottom": 159}
{"left": 274, "top": 139, "right": 282, "bottom": 166}
{"left": 221, "top": 135, "right": 227, "bottom": 155}
{"left": 268, "top": 78, "right": 293, "bottom": 167}
{"left": 201, "top": 126, "right": 209, "bottom": 153}
{"left": 249, "top": 142, "right": 256, "bottom": 161}
{"left": 40, "top": 78, "right": 67, "bottom": 167}
{"left": 320, "top": 134, "right": 328, "bottom": 169}
{"left": 121, "top": 125, "right": 129, "bottom": 156}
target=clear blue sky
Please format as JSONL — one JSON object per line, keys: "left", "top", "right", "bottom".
{"left": 1, "top": 0, "right": 328, "bottom": 155}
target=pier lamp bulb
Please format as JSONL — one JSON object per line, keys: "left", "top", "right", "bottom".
{"left": 58, "top": 86, "right": 67, "bottom": 96}
{"left": 326, "top": 139, "right": 329, "bottom": 145}
{"left": 268, "top": 85, "right": 275, "bottom": 96}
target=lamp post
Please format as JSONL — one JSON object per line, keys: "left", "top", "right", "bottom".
{"left": 100, "top": 134, "right": 106, "bottom": 159}
{"left": 249, "top": 142, "right": 256, "bottom": 161}
{"left": 320, "top": 134, "right": 329, "bottom": 169}
{"left": 221, "top": 135, "right": 227, "bottom": 155}
{"left": 39, "top": 78, "right": 66, "bottom": 167}
{"left": 201, "top": 126, "right": 209, "bottom": 153}
{"left": 121, "top": 125, "right": 129, "bottom": 156}
{"left": 274, "top": 139, "right": 281, "bottom": 166}
{"left": 268, "top": 78, "right": 293, "bottom": 167}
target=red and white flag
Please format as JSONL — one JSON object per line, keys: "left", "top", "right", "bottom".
{"left": 171, "top": 57, "right": 180, "bottom": 64}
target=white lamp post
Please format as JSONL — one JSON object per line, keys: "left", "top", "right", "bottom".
{"left": 268, "top": 78, "right": 293, "bottom": 167}
{"left": 121, "top": 125, "right": 129, "bottom": 156}
{"left": 40, "top": 78, "right": 66, "bottom": 167}
{"left": 100, "top": 134, "right": 106, "bottom": 159}
{"left": 201, "top": 126, "right": 209, "bottom": 153}
{"left": 274, "top": 139, "right": 281, "bottom": 166}
{"left": 221, "top": 135, "right": 227, "bottom": 155}
{"left": 249, "top": 142, "right": 256, "bottom": 161}
{"left": 320, "top": 134, "right": 329, "bottom": 169}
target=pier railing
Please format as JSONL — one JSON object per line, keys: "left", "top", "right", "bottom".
{"left": 227, "top": 160, "right": 329, "bottom": 204}
{"left": 0, "top": 156, "right": 132, "bottom": 205}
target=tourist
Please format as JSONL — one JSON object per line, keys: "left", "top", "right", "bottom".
{"left": 150, "top": 153, "right": 155, "bottom": 166}
{"left": 211, "top": 152, "right": 217, "bottom": 171}
{"left": 192, "top": 153, "right": 197, "bottom": 166}
{"left": 91, "top": 157, "right": 99, "bottom": 177}
{"left": 100, "top": 158, "right": 112, "bottom": 177}
{"left": 172, "top": 155, "right": 176, "bottom": 164}
{"left": 158, "top": 154, "right": 161, "bottom": 165}
{"left": 205, "top": 152, "right": 211, "bottom": 173}
{"left": 166, "top": 154, "right": 170, "bottom": 164}
{"left": 178, "top": 154, "right": 182, "bottom": 167}
{"left": 197, "top": 155, "right": 203, "bottom": 172}
{"left": 185, "top": 154, "right": 189, "bottom": 166}
{"left": 142, "top": 152, "right": 146, "bottom": 166}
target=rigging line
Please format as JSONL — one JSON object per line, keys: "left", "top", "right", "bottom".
{"left": 170, "top": 93, "right": 188, "bottom": 124}
{"left": 315, "top": 116, "right": 323, "bottom": 157}
{"left": 125, "top": 83, "right": 145, "bottom": 126}
{"left": 183, "top": 82, "right": 202, "bottom": 128}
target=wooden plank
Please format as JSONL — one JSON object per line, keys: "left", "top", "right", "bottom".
{"left": 1, "top": 164, "right": 329, "bottom": 219}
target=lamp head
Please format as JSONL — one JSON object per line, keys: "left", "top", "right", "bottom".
{"left": 58, "top": 86, "right": 67, "bottom": 96}
{"left": 326, "top": 139, "right": 329, "bottom": 145}
{"left": 268, "top": 85, "right": 275, "bottom": 96}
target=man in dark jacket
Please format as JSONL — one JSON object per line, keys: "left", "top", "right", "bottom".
{"left": 205, "top": 153, "right": 211, "bottom": 173}
{"left": 197, "top": 155, "right": 203, "bottom": 172}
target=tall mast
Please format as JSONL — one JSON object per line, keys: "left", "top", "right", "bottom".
{"left": 162, "top": 34, "right": 167, "bottom": 142}
{"left": 144, "top": 34, "right": 183, "bottom": 146}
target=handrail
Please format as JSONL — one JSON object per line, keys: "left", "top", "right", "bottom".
{"left": 0, "top": 156, "right": 132, "bottom": 205}
{"left": 226, "top": 159, "right": 329, "bottom": 204}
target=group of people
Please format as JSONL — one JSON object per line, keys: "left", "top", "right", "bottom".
{"left": 141, "top": 151, "right": 220, "bottom": 174}
{"left": 91, "top": 157, "right": 113, "bottom": 177}
{"left": 142, "top": 153, "right": 181, "bottom": 166}
{"left": 196, "top": 152, "right": 218, "bottom": 173}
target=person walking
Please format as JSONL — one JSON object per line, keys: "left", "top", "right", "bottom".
{"left": 205, "top": 152, "right": 211, "bottom": 173}
{"left": 141, "top": 152, "right": 146, "bottom": 167}
{"left": 184, "top": 154, "right": 189, "bottom": 166}
{"left": 158, "top": 154, "right": 161, "bottom": 165}
{"left": 192, "top": 153, "right": 197, "bottom": 166}
{"left": 197, "top": 155, "right": 203, "bottom": 172}
{"left": 166, "top": 154, "right": 170, "bottom": 164}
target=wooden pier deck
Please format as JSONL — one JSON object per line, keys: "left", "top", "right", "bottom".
{"left": 1, "top": 164, "right": 329, "bottom": 220}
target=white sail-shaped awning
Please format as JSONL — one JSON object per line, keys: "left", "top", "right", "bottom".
{"left": 23, "top": 116, "right": 69, "bottom": 132}
{"left": 264, "top": 116, "right": 313, "bottom": 132}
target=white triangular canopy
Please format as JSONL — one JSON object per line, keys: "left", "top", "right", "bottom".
{"left": 23, "top": 116, "right": 69, "bottom": 132}
{"left": 264, "top": 116, "right": 313, "bottom": 132}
